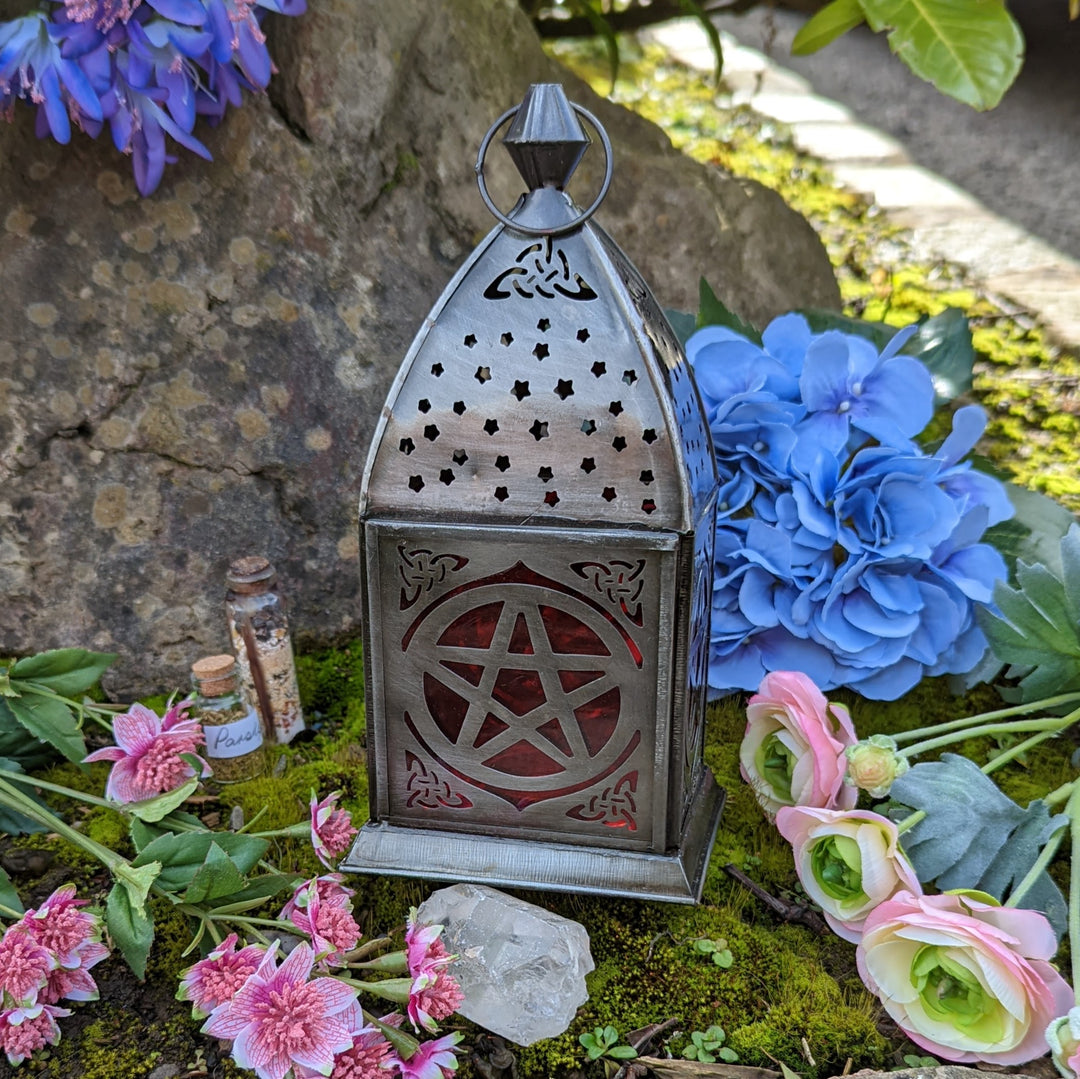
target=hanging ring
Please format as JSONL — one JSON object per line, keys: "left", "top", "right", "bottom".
{"left": 474, "top": 102, "right": 613, "bottom": 237}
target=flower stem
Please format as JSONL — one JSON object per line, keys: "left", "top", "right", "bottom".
{"left": 360, "top": 1007, "right": 420, "bottom": 1058}
{"left": 898, "top": 709, "right": 1080, "bottom": 760}
{"left": 0, "top": 901, "right": 23, "bottom": 920}
{"left": 982, "top": 728, "right": 1064, "bottom": 775}
{"left": 890, "top": 692, "right": 1080, "bottom": 744}
{"left": 0, "top": 766, "right": 116, "bottom": 811}
{"left": 337, "top": 975, "right": 414, "bottom": 1004}
{"left": 1046, "top": 780, "right": 1076, "bottom": 808}
{"left": 895, "top": 810, "right": 925, "bottom": 836}
{"left": 1070, "top": 785, "right": 1080, "bottom": 1006}
{"left": 15, "top": 682, "right": 119, "bottom": 732}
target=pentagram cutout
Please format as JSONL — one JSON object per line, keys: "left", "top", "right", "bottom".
{"left": 401, "top": 562, "right": 643, "bottom": 811}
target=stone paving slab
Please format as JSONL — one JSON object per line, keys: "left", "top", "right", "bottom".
{"left": 649, "top": 19, "right": 1080, "bottom": 352}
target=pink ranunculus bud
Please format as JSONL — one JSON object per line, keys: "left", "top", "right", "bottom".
{"left": 1047, "top": 1007, "right": 1080, "bottom": 1078}
{"left": 739, "top": 670, "right": 858, "bottom": 817}
{"left": 775, "top": 806, "right": 922, "bottom": 942}
{"left": 858, "top": 890, "right": 1073, "bottom": 1065}
{"left": 844, "top": 734, "right": 909, "bottom": 798}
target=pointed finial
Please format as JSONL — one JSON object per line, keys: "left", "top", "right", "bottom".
{"left": 502, "top": 84, "right": 591, "bottom": 190}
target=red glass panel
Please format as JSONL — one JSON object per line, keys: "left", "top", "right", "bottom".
{"left": 557, "top": 669, "right": 604, "bottom": 693}
{"left": 482, "top": 739, "right": 565, "bottom": 777}
{"left": 574, "top": 686, "right": 621, "bottom": 756}
{"left": 437, "top": 601, "right": 504, "bottom": 649}
{"left": 539, "top": 604, "right": 610, "bottom": 656}
{"left": 423, "top": 673, "right": 469, "bottom": 742}
{"left": 473, "top": 712, "right": 509, "bottom": 748}
{"left": 536, "top": 717, "right": 573, "bottom": 755}
{"left": 491, "top": 667, "right": 547, "bottom": 717}
{"left": 439, "top": 660, "right": 485, "bottom": 687}
{"left": 507, "top": 613, "right": 535, "bottom": 655}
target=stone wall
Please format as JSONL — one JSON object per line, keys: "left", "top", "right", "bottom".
{"left": 0, "top": 0, "right": 840, "bottom": 695}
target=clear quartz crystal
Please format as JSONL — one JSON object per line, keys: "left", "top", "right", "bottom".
{"left": 416, "top": 883, "right": 594, "bottom": 1046}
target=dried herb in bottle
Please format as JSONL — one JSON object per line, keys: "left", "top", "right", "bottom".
{"left": 190, "top": 654, "right": 267, "bottom": 783}
{"left": 225, "top": 556, "right": 306, "bottom": 744}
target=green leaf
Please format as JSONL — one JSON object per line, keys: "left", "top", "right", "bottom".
{"left": 780, "top": 1062, "right": 803, "bottom": 1079}
{"left": 106, "top": 882, "right": 154, "bottom": 979}
{"left": 697, "top": 278, "right": 762, "bottom": 345}
{"left": 126, "top": 778, "right": 200, "bottom": 823}
{"left": 11, "top": 648, "right": 116, "bottom": 697}
{"left": 901, "top": 307, "right": 974, "bottom": 403}
{"left": 664, "top": 308, "right": 698, "bottom": 348}
{"left": 4, "top": 692, "right": 87, "bottom": 765}
{"left": 116, "top": 860, "right": 161, "bottom": 916}
{"left": 793, "top": 0, "right": 867, "bottom": 53}
{"left": 676, "top": 0, "right": 724, "bottom": 81}
{"left": 608, "top": 1046, "right": 638, "bottom": 1060}
{"left": 981, "top": 479, "right": 1077, "bottom": 583}
{"left": 978, "top": 525, "right": 1080, "bottom": 700}
{"left": 0, "top": 866, "right": 24, "bottom": 914}
{"left": 210, "top": 873, "right": 303, "bottom": 913}
{"left": 183, "top": 841, "right": 247, "bottom": 903}
{"left": 0, "top": 699, "right": 59, "bottom": 769}
{"left": 133, "top": 831, "right": 268, "bottom": 893}
{"left": 719, "top": 1048, "right": 740, "bottom": 1063}
{"left": 0, "top": 758, "right": 50, "bottom": 835}
{"left": 857, "top": 0, "right": 1023, "bottom": 110}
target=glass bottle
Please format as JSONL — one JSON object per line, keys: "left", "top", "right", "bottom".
{"left": 225, "top": 555, "right": 306, "bottom": 744}
{"left": 190, "top": 654, "right": 267, "bottom": 783}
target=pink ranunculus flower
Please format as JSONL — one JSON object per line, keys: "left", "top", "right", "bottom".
{"left": 83, "top": 700, "right": 211, "bottom": 803}
{"left": 1047, "top": 1006, "right": 1080, "bottom": 1078}
{"left": 202, "top": 941, "right": 358, "bottom": 1079}
{"left": 740, "top": 670, "right": 858, "bottom": 817}
{"left": 176, "top": 933, "right": 265, "bottom": 1019}
{"left": 775, "top": 806, "right": 922, "bottom": 942}
{"left": 311, "top": 791, "right": 358, "bottom": 870}
{"left": 857, "top": 890, "right": 1072, "bottom": 1065}
{"left": 397, "top": 1031, "right": 463, "bottom": 1079}
{"left": 0, "top": 925, "right": 55, "bottom": 1007}
{"left": 0, "top": 1003, "right": 71, "bottom": 1066}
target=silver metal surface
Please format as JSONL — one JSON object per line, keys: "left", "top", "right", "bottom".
{"left": 349, "top": 83, "right": 722, "bottom": 902}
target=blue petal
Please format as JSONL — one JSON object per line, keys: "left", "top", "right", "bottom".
{"left": 40, "top": 65, "right": 72, "bottom": 143}
{"left": 145, "top": 0, "right": 208, "bottom": 25}
{"left": 762, "top": 313, "right": 812, "bottom": 376}
{"left": 58, "top": 56, "right": 103, "bottom": 121}
{"left": 205, "top": 0, "right": 235, "bottom": 61}
{"left": 235, "top": 18, "right": 271, "bottom": 87}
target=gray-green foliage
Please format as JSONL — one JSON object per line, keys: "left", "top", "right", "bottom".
{"left": 978, "top": 524, "right": 1080, "bottom": 700}
{"left": 889, "top": 753, "right": 1067, "bottom": 936}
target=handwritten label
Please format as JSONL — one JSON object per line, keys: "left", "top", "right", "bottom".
{"left": 205, "top": 708, "right": 263, "bottom": 759}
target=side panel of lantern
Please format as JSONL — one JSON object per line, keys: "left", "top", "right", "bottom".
{"left": 361, "top": 521, "right": 683, "bottom": 853}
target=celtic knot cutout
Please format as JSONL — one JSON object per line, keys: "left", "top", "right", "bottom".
{"left": 398, "top": 545, "right": 469, "bottom": 610}
{"left": 404, "top": 751, "right": 473, "bottom": 810}
{"left": 567, "top": 771, "right": 637, "bottom": 831}
{"left": 484, "top": 235, "right": 598, "bottom": 301}
{"left": 571, "top": 559, "right": 646, "bottom": 627}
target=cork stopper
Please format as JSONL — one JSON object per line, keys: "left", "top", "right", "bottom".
{"left": 192, "top": 653, "right": 239, "bottom": 697}
{"left": 226, "top": 555, "right": 276, "bottom": 594}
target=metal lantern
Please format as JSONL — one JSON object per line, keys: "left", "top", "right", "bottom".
{"left": 343, "top": 84, "right": 723, "bottom": 903}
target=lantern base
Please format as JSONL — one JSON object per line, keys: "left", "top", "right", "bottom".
{"left": 342, "top": 771, "right": 725, "bottom": 904}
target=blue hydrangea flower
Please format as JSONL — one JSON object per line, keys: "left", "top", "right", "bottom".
{"left": 689, "top": 312, "right": 1012, "bottom": 701}
{"left": 1, "top": 0, "right": 305, "bottom": 195}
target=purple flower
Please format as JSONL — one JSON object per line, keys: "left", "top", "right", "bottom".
{"left": 202, "top": 941, "right": 357, "bottom": 1079}
{"left": 0, "top": 11, "right": 102, "bottom": 141}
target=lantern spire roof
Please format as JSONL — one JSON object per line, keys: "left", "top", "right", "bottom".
{"left": 502, "top": 83, "right": 590, "bottom": 191}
